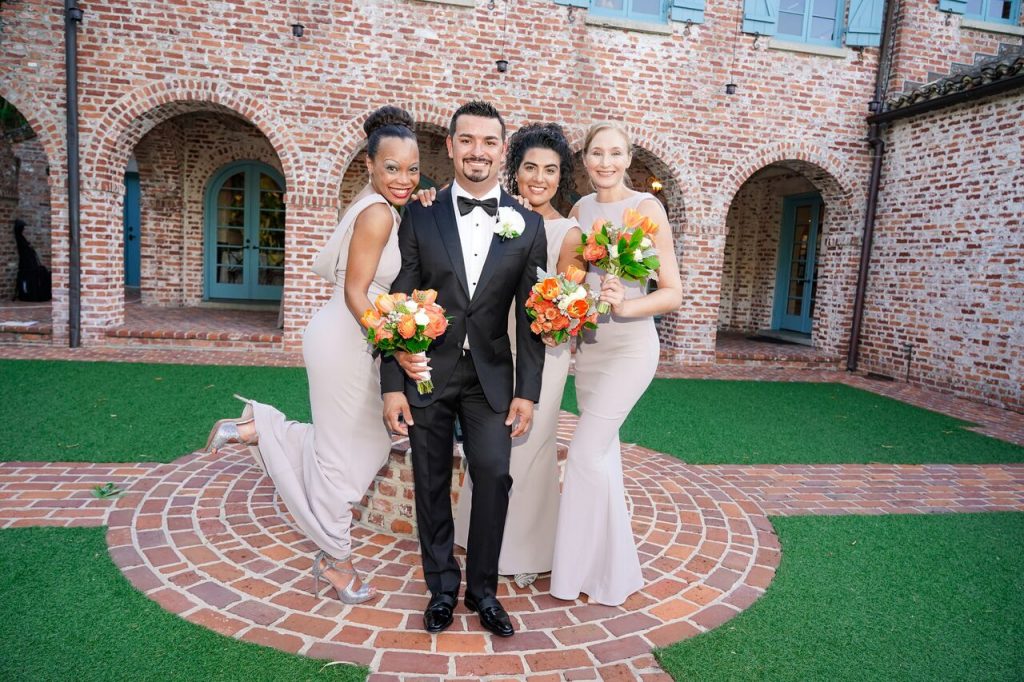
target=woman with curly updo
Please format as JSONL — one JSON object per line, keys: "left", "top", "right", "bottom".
{"left": 201, "top": 106, "right": 421, "bottom": 604}
{"left": 454, "top": 123, "right": 585, "bottom": 587}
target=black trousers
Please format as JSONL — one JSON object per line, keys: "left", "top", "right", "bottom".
{"left": 408, "top": 351, "right": 512, "bottom": 601}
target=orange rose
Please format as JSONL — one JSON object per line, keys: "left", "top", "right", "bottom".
{"left": 564, "top": 264, "right": 586, "bottom": 284}
{"left": 526, "top": 290, "right": 540, "bottom": 307}
{"left": 541, "top": 320, "right": 554, "bottom": 332}
{"left": 530, "top": 320, "right": 544, "bottom": 335}
{"left": 592, "top": 218, "right": 607, "bottom": 234}
{"left": 392, "top": 293, "right": 408, "bottom": 303}
{"left": 538, "top": 277, "right": 560, "bottom": 300}
{"left": 424, "top": 311, "right": 448, "bottom": 339}
{"left": 623, "top": 208, "right": 645, "bottom": 230}
{"left": 544, "top": 307, "right": 559, "bottom": 321}
{"left": 374, "top": 293, "right": 396, "bottom": 314}
{"left": 411, "top": 289, "right": 438, "bottom": 306}
{"left": 376, "top": 325, "right": 394, "bottom": 341}
{"left": 551, "top": 315, "right": 569, "bottom": 331}
{"left": 582, "top": 242, "right": 607, "bottom": 263}
{"left": 359, "top": 308, "right": 381, "bottom": 329}
{"left": 566, "top": 298, "right": 589, "bottom": 319}
{"left": 397, "top": 315, "right": 418, "bottom": 339}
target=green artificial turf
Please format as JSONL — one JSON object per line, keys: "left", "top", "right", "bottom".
{"left": 657, "top": 512, "right": 1024, "bottom": 682}
{"left": 0, "top": 359, "right": 310, "bottom": 462}
{"left": 0, "top": 526, "right": 365, "bottom": 682}
{"left": 560, "top": 376, "right": 1024, "bottom": 464}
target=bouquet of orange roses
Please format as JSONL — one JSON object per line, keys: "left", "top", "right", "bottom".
{"left": 525, "top": 264, "right": 599, "bottom": 346}
{"left": 579, "top": 207, "right": 661, "bottom": 314}
{"left": 360, "top": 289, "right": 449, "bottom": 394}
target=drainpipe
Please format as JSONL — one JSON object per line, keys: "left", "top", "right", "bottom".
{"left": 846, "top": 0, "right": 898, "bottom": 372}
{"left": 65, "top": 0, "right": 84, "bottom": 347}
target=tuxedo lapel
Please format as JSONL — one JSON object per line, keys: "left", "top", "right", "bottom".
{"left": 470, "top": 192, "right": 517, "bottom": 306}
{"left": 432, "top": 187, "right": 470, "bottom": 298}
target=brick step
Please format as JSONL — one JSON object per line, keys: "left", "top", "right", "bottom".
{"left": 0, "top": 322, "right": 53, "bottom": 344}
{"left": 101, "top": 326, "right": 283, "bottom": 352}
{"left": 714, "top": 353, "right": 843, "bottom": 370}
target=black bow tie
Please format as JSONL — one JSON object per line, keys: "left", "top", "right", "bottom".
{"left": 457, "top": 195, "right": 499, "bottom": 217}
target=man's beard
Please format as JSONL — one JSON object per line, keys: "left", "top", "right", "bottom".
{"left": 461, "top": 158, "right": 492, "bottom": 183}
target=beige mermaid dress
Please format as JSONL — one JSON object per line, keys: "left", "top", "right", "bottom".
{"left": 550, "top": 192, "right": 660, "bottom": 606}
{"left": 245, "top": 193, "right": 399, "bottom": 561}
{"left": 453, "top": 217, "right": 579, "bottom": 575}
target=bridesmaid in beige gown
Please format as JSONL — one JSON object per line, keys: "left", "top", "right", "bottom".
{"left": 449, "top": 123, "right": 585, "bottom": 586}
{"left": 202, "top": 106, "right": 421, "bottom": 604}
{"left": 549, "top": 122, "right": 682, "bottom": 606}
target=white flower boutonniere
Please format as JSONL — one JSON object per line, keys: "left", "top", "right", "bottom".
{"left": 494, "top": 206, "right": 525, "bottom": 241}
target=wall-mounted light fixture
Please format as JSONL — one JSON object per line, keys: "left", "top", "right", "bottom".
{"left": 291, "top": 23, "right": 305, "bottom": 38}
{"left": 725, "top": 82, "right": 737, "bottom": 95}
{"left": 496, "top": 59, "right": 509, "bottom": 73}
{"left": 649, "top": 176, "right": 663, "bottom": 193}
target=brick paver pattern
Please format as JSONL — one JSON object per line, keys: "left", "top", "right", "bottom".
{"left": 2, "top": 343, "right": 1023, "bottom": 680}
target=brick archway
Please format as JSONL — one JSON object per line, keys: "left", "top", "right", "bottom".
{"left": 82, "top": 79, "right": 302, "bottom": 196}
{"left": 719, "top": 144, "right": 865, "bottom": 359}
{"left": 0, "top": 83, "right": 64, "bottom": 178}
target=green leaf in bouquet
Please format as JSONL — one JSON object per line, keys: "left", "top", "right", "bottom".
{"left": 643, "top": 256, "right": 661, "bottom": 269}
{"left": 595, "top": 230, "right": 610, "bottom": 246}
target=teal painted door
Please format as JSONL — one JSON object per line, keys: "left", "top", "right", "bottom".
{"left": 205, "top": 162, "right": 285, "bottom": 301}
{"left": 123, "top": 172, "right": 141, "bottom": 287}
{"left": 773, "top": 193, "right": 823, "bottom": 334}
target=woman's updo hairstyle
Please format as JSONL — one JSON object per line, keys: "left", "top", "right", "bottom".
{"left": 504, "top": 122, "right": 576, "bottom": 207}
{"left": 364, "top": 106, "right": 416, "bottom": 159}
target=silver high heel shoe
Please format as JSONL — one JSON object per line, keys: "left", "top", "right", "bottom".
{"left": 311, "top": 550, "right": 377, "bottom": 605}
{"left": 202, "top": 396, "right": 257, "bottom": 456}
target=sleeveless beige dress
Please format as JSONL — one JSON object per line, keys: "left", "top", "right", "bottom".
{"left": 550, "top": 193, "right": 659, "bottom": 606}
{"left": 453, "top": 217, "right": 579, "bottom": 575}
{"left": 246, "top": 193, "right": 400, "bottom": 561}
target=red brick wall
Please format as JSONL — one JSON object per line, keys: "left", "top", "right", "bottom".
{"left": 1, "top": 0, "right": 1019, "bottom": 409}
{"left": 860, "top": 93, "right": 1024, "bottom": 411}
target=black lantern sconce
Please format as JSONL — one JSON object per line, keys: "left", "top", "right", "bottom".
{"left": 496, "top": 59, "right": 509, "bottom": 73}
{"left": 725, "top": 82, "right": 737, "bottom": 95}
{"left": 291, "top": 23, "right": 305, "bottom": 38}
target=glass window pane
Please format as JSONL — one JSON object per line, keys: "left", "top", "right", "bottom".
{"left": 630, "top": 0, "right": 663, "bottom": 16}
{"left": 260, "top": 191, "right": 284, "bottom": 211}
{"left": 259, "top": 268, "right": 284, "bottom": 286}
{"left": 787, "top": 295, "right": 802, "bottom": 314}
{"left": 218, "top": 188, "right": 245, "bottom": 209}
{"left": 812, "top": 0, "right": 836, "bottom": 16}
{"left": 594, "top": 0, "right": 625, "bottom": 9}
{"left": 779, "top": 0, "right": 806, "bottom": 12}
{"left": 778, "top": 12, "right": 805, "bottom": 35}
{"left": 217, "top": 227, "right": 243, "bottom": 245}
{"left": 990, "top": 0, "right": 1013, "bottom": 19}
{"left": 218, "top": 208, "right": 245, "bottom": 228}
{"left": 222, "top": 172, "right": 245, "bottom": 190}
{"left": 259, "top": 173, "right": 282, "bottom": 191}
{"left": 216, "top": 247, "right": 244, "bottom": 284}
{"left": 810, "top": 16, "right": 837, "bottom": 40}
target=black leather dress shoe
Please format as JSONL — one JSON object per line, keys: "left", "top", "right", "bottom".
{"left": 464, "top": 595, "right": 514, "bottom": 637}
{"left": 423, "top": 592, "right": 457, "bottom": 633}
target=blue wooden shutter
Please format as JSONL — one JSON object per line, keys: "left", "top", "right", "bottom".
{"left": 743, "top": 0, "right": 778, "bottom": 34}
{"left": 554, "top": 0, "right": 590, "bottom": 7}
{"left": 671, "top": 0, "right": 706, "bottom": 23}
{"left": 937, "top": 0, "right": 967, "bottom": 13}
{"left": 846, "top": 0, "right": 885, "bottom": 46}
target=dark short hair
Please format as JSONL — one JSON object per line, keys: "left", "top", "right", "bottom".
{"left": 449, "top": 101, "right": 506, "bottom": 140}
{"left": 504, "top": 123, "right": 576, "bottom": 207}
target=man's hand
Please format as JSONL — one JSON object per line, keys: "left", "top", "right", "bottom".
{"left": 383, "top": 391, "right": 414, "bottom": 436}
{"left": 395, "top": 350, "right": 430, "bottom": 381}
{"left": 505, "top": 398, "right": 535, "bottom": 438}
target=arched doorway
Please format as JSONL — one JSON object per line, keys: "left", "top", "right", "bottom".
{"left": 204, "top": 160, "right": 286, "bottom": 301}
{"left": 0, "top": 96, "right": 52, "bottom": 342}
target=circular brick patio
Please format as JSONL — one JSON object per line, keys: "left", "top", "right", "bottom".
{"left": 105, "top": 413, "right": 780, "bottom": 680}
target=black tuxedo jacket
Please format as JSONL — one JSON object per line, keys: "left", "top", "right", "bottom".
{"left": 380, "top": 186, "right": 547, "bottom": 412}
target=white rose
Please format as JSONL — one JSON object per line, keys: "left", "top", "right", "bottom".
{"left": 641, "top": 237, "right": 652, "bottom": 249}
{"left": 608, "top": 244, "right": 619, "bottom": 259}
{"left": 413, "top": 310, "right": 430, "bottom": 326}
{"left": 633, "top": 249, "right": 644, "bottom": 262}
{"left": 494, "top": 206, "right": 526, "bottom": 240}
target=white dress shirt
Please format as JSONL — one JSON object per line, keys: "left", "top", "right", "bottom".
{"left": 451, "top": 180, "right": 501, "bottom": 349}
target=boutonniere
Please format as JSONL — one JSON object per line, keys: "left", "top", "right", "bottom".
{"left": 494, "top": 206, "right": 525, "bottom": 241}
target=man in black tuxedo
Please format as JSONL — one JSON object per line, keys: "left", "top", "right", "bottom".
{"left": 381, "top": 101, "right": 546, "bottom": 637}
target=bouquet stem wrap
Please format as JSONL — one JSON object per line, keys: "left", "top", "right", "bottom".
{"left": 414, "top": 351, "right": 433, "bottom": 395}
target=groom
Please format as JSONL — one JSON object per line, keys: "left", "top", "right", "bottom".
{"left": 381, "top": 101, "right": 547, "bottom": 637}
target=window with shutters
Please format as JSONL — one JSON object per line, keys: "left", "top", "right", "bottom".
{"left": 776, "top": 0, "right": 846, "bottom": 44}
{"left": 964, "top": 0, "right": 1020, "bottom": 23}
{"left": 589, "top": 0, "right": 669, "bottom": 22}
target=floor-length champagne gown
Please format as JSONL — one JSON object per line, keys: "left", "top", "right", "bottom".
{"left": 244, "top": 193, "right": 399, "bottom": 561}
{"left": 549, "top": 193, "right": 659, "bottom": 606}
{"left": 453, "top": 217, "right": 578, "bottom": 575}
